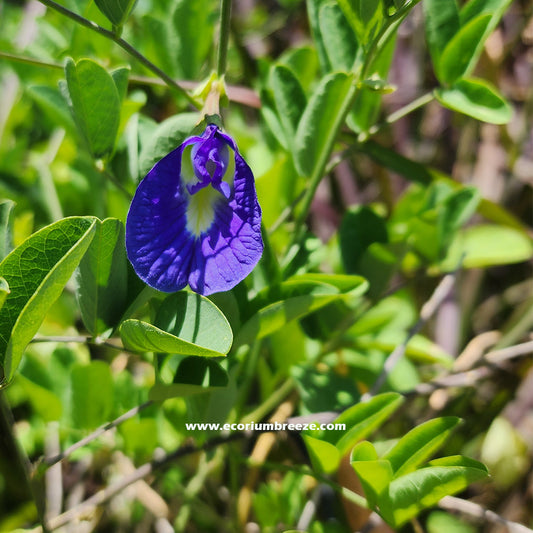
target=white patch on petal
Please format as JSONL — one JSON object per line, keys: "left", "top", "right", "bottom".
{"left": 186, "top": 186, "right": 222, "bottom": 235}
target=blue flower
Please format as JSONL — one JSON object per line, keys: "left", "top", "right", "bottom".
{"left": 126, "top": 124, "right": 263, "bottom": 295}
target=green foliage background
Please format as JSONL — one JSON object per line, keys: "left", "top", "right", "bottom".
{"left": 0, "top": 0, "right": 532, "bottom": 531}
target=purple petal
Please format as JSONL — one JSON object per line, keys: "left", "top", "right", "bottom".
{"left": 126, "top": 125, "right": 263, "bottom": 295}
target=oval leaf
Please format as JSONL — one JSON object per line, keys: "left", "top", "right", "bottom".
{"left": 439, "top": 14, "right": 492, "bottom": 83}
{"left": 380, "top": 462, "right": 488, "bottom": 527}
{"left": 435, "top": 78, "right": 512, "bottom": 124}
{"left": 0, "top": 217, "right": 97, "bottom": 385}
{"left": 383, "top": 417, "right": 461, "bottom": 476}
{"left": 294, "top": 72, "right": 354, "bottom": 176}
{"left": 271, "top": 65, "right": 307, "bottom": 146}
{"left": 94, "top": 0, "right": 137, "bottom": 26}
{"left": 441, "top": 224, "right": 533, "bottom": 270}
{"left": 75, "top": 218, "right": 128, "bottom": 337}
{"left": 120, "top": 292, "right": 232, "bottom": 357}
{"left": 320, "top": 392, "right": 404, "bottom": 453}
{"left": 235, "top": 274, "right": 367, "bottom": 348}
{"left": 64, "top": 58, "right": 121, "bottom": 158}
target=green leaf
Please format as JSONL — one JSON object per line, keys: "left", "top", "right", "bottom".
{"left": 318, "top": 2, "right": 358, "bottom": 71}
{"left": 110, "top": 66, "right": 130, "bottom": 103}
{"left": 94, "top": 0, "right": 137, "bottom": 27}
{"left": 439, "top": 14, "right": 492, "bottom": 83}
{"left": 458, "top": 0, "right": 514, "bottom": 74}
{"left": 303, "top": 435, "right": 341, "bottom": 474}
{"left": 75, "top": 218, "right": 128, "bottom": 337}
{"left": 278, "top": 46, "right": 319, "bottom": 93}
{"left": 120, "top": 292, "right": 232, "bottom": 357}
{"left": 440, "top": 224, "right": 533, "bottom": 270}
{"left": 320, "top": 392, "right": 404, "bottom": 453}
{"left": 235, "top": 274, "right": 367, "bottom": 347}
{"left": 435, "top": 78, "right": 512, "bottom": 124}
{"left": 423, "top": 0, "right": 460, "bottom": 81}
{"left": 0, "top": 199, "right": 14, "bottom": 260}
{"left": 383, "top": 417, "right": 461, "bottom": 477}
{"left": 169, "top": 0, "right": 216, "bottom": 79}
{"left": 340, "top": 206, "right": 388, "bottom": 273}
{"left": 294, "top": 72, "right": 354, "bottom": 176}
{"left": 70, "top": 361, "right": 114, "bottom": 429}
{"left": 138, "top": 113, "right": 198, "bottom": 179}
{"left": 64, "top": 58, "right": 121, "bottom": 158}
{"left": 351, "top": 441, "right": 394, "bottom": 509}
{"left": 150, "top": 356, "right": 228, "bottom": 401}
{"left": 306, "top": 0, "right": 333, "bottom": 71}
{"left": 348, "top": 34, "right": 396, "bottom": 133}
{"left": 338, "top": 0, "right": 383, "bottom": 49}
{"left": 0, "top": 278, "right": 9, "bottom": 311}
{"left": 427, "top": 511, "right": 477, "bottom": 533}
{"left": 380, "top": 460, "right": 488, "bottom": 527}
{"left": 0, "top": 217, "right": 97, "bottom": 385}
{"left": 270, "top": 65, "right": 307, "bottom": 148}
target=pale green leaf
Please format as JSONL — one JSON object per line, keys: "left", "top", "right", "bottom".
{"left": 435, "top": 78, "right": 512, "bottom": 124}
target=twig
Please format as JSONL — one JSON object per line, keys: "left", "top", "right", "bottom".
{"left": 42, "top": 401, "right": 153, "bottom": 469}
{"left": 42, "top": 431, "right": 247, "bottom": 531}
{"left": 237, "top": 399, "right": 296, "bottom": 525}
{"left": 36, "top": 0, "right": 200, "bottom": 108}
{"left": 363, "top": 271, "right": 458, "bottom": 400}
{"left": 0, "top": 51, "right": 261, "bottom": 107}
{"left": 439, "top": 496, "right": 533, "bottom": 533}
{"left": 44, "top": 422, "right": 62, "bottom": 522}
{"left": 484, "top": 339, "right": 533, "bottom": 365}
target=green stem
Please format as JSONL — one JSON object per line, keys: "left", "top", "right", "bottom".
{"left": 288, "top": 0, "right": 422, "bottom": 248}
{"left": 36, "top": 0, "right": 200, "bottom": 109}
{"left": 358, "top": 91, "right": 434, "bottom": 142}
{"left": 217, "top": 0, "right": 232, "bottom": 77}
{"left": 240, "top": 377, "right": 295, "bottom": 424}
{"left": 0, "top": 51, "right": 61, "bottom": 70}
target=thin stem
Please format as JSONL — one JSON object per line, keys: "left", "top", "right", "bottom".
{"left": 41, "top": 401, "right": 153, "bottom": 470}
{"left": 288, "top": 0, "right": 422, "bottom": 249}
{"left": 0, "top": 51, "right": 261, "bottom": 107}
{"left": 43, "top": 431, "right": 246, "bottom": 531}
{"left": 363, "top": 269, "right": 458, "bottom": 400}
{"left": 240, "top": 377, "right": 295, "bottom": 424}
{"left": 36, "top": 0, "right": 200, "bottom": 109}
{"left": 358, "top": 91, "right": 434, "bottom": 142}
{"left": 0, "top": 50, "right": 61, "bottom": 70}
{"left": 217, "top": 0, "right": 232, "bottom": 77}
{"left": 290, "top": 81, "right": 358, "bottom": 247}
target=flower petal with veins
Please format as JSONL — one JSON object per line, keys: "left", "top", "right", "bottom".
{"left": 126, "top": 124, "right": 263, "bottom": 295}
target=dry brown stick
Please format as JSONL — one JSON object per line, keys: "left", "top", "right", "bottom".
{"left": 363, "top": 271, "right": 458, "bottom": 400}
{"left": 39, "top": 431, "right": 246, "bottom": 531}
{"left": 237, "top": 399, "right": 296, "bottom": 526}
{"left": 439, "top": 496, "right": 533, "bottom": 533}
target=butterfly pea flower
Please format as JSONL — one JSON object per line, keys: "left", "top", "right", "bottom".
{"left": 126, "top": 124, "right": 263, "bottom": 295}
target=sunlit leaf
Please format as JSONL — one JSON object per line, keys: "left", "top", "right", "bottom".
{"left": 0, "top": 217, "right": 97, "bottom": 385}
